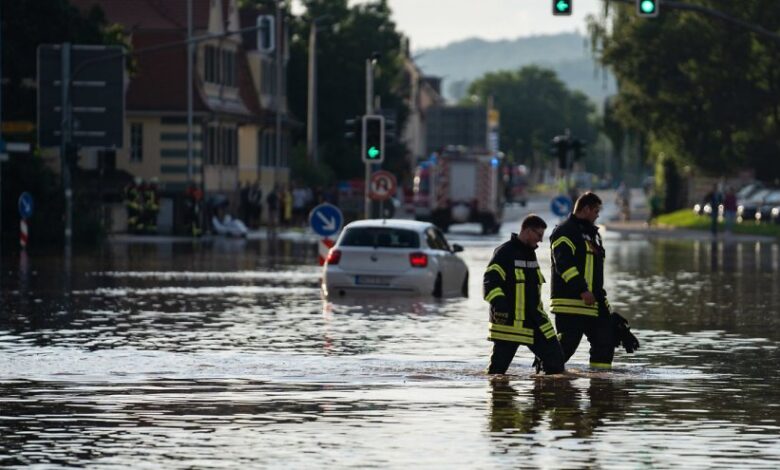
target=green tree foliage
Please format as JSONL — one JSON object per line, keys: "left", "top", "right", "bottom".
{"left": 285, "top": 0, "right": 409, "bottom": 182}
{"left": 589, "top": 0, "right": 780, "bottom": 179}
{"left": 466, "top": 66, "right": 598, "bottom": 165}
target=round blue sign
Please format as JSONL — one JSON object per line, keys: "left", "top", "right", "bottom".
{"left": 550, "top": 194, "right": 573, "bottom": 217}
{"left": 18, "top": 192, "right": 34, "bottom": 219}
{"left": 309, "top": 203, "right": 343, "bottom": 238}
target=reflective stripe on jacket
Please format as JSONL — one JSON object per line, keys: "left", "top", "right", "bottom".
{"left": 483, "top": 234, "right": 556, "bottom": 344}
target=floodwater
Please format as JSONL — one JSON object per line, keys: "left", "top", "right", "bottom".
{"left": 1, "top": 226, "right": 780, "bottom": 468}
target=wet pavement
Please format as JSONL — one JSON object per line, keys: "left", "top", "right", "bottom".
{"left": 1, "top": 196, "right": 780, "bottom": 468}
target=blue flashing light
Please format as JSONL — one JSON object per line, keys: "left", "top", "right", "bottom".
{"left": 491, "top": 158, "right": 499, "bottom": 168}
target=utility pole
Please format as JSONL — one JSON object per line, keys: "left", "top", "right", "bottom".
{"left": 306, "top": 21, "right": 318, "bottom": 165}
{"left": 274, "top": 0, "right": 283, "bottom": 189}
{"left": 186, "top": 0, "right": 194, "bottom": 181}
{"left": 60, "top": 43, "right": 73, "bottom": 245}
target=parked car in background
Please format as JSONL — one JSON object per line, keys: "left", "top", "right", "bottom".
{"left": 738, "top": 188, "right": 772, "bottom": 222}
{"left": 322, "top": 219, "right": 469, "bottom": 298}
{"left": 736, "top": 182, "right": 765, "bottom": 201}
{"left": 755, "top": 190, "right": 780, "bottom": 223}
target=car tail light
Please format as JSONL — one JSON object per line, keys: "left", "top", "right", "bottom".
{"left": 326, "top": 249, "right": 341, "bottom": 265}
{"left": 409, "top": 252, "right": 428, "bottom": 268}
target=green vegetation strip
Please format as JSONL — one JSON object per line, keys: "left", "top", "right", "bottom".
{"left": 656, "top": 210, "right": 780, "bottom": 239}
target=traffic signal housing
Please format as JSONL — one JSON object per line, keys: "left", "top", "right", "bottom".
{"left": 551, "top": 135, "right": 569, "bottom": 170}
{"left": 361, "top": 115, "right": 385, "bottom": 163}
{"left": 344, "top": 115, "right": 362, "bottom": 141}
{"left": 636, "top": 0, "right": 659, "bottom": 17}
{"left": 552, "top": 0, "right": 573, "bottom": 16}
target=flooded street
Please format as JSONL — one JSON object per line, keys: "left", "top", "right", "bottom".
{"left": 2, "top": 203, "right": 780, "bottom": 468}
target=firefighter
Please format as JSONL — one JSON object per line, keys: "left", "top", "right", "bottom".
{"left": 143, "top": 177, "right": 160, "bottom": 234}
{"left": 185, "top": 182, "right": 203, "bottom": 237}
{"left": 483, "top": 214, "right": 565, "bottom": 375}
{"left": 123, "top": 177, "right": 144, "bottom": 234}
{"left": 549, "top": 192, "right": 639, "bottom": 370}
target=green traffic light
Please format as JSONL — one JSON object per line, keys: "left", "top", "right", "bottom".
{"left": 556, "top": 0, "right": 570, "bottom": 12}
{"left": 640, "top": 0, "right": 656, "bottom": 14}
{"left": 367, "top": 146, "right": 381, "bottom": 159}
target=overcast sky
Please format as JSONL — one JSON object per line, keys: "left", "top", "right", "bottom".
{"left": 347, "top": 0, "right": 604, "bottom": 50}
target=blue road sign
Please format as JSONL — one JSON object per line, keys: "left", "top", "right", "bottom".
{"left": 309, "top": 203, "right": 343, "bottom": 238}
{"left": 18, "top": 192, "right": 34, "bottom": 219}
{"left": 551, "top": 194, "right": 573, "bottom": 217}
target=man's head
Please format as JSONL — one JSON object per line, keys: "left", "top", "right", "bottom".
{"left": 518, "top": 214, "right": 547, "bottom": 249}
{"left": 573, "top": 191, "right": 602, "bottom": 224}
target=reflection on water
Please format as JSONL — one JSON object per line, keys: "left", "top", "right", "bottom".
{"left": 1, "top": 237, "right": 780, "bottom": 467}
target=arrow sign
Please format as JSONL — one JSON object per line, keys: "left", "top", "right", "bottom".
{"left": 18, "top": 192, "right": 34, "bottom": 219}
{"left": 309, "top": 203, "right": 343, "bottom": 237}
{"left": 553, "top": 0, "right": 572, "bottom": 15}
{"left": 367, "top": 146, "right": 380, "bottom": 159}
{"left": 550, "top": 194, "right": 573, "bottom": 217}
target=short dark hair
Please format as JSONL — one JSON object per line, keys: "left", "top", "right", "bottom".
{"left": 521, "top": 214, "right": 547, "bottom": 231}
{"left": 574, "top": 192, "right": 602, "bottom": 213}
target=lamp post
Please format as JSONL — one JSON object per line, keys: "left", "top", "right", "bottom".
{"left": 306, "top": 15, "right": 331, "bottom": 166}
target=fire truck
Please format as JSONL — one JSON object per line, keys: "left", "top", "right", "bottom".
{"left": 413, "top": 146, "right": 504, "bottom": 234}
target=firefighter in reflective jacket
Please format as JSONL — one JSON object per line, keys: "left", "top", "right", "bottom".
{"left": 483, "top": 214, "right": 565, "bottom": 375}
{"left": 550, "top": 192, "right": 616, "bottom": 369}
{"left": 124, "top": 177, "right": 144, "bottom": 234}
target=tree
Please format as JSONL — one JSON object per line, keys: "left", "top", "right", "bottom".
{"left": 588, "top": 0, "right": 780, "bottom": 179}
{"left": 466, "top": 66, "right": 598, "bottom": 168}
{"left": 285, "top": 0, "right": 410, "bottom": 182}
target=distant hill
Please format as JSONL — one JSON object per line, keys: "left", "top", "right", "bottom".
{"left": 415, "top": 33, "right": 616, "bottom": 106}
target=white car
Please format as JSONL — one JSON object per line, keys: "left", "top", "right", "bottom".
{"left": 322, "top": 219, "right": 469, "bottom": 298}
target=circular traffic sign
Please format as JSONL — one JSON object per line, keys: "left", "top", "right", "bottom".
{"left": 18, "top": 192, "right": 34, "bottom": 219}
{"left": 369, "top": 170, "right": 397, "bottom": 202}
{"left": 550, "top": 194, "right": 573, "bottom": 217}
{"left": 309, "top": 203, "right": 343, "bottom": 238}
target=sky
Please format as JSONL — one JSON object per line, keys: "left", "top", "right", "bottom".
{"left": 348, "top": 0, "right": 604, "bottom": 50}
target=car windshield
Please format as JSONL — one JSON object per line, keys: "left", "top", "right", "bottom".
{"left": 340, "top": 227, "right": 420, "bottom": 248}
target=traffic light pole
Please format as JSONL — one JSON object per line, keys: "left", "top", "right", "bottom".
{"left": 60, "top": 43, "right": 74, "bottom": 246}
{"left": 364, "top": 57, "right": 375, "bottom": 219}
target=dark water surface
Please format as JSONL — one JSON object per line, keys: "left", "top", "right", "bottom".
{"left": 1, "top": 234, "right": 779, "bottom": 468}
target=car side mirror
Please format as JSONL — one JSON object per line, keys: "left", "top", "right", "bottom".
{"left": 452, "top": 244, "right": 464, "bottom": 253}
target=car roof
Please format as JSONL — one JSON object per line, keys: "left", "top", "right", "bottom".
{"left": 342, "top": 219, "right": 434, "bottom": 232}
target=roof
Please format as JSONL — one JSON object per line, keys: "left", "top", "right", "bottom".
{"left": 71, "top": 0, "right": 213, "bottom": 31}
{"left": 343, "top": 219, "right": 435, "bottom": 231}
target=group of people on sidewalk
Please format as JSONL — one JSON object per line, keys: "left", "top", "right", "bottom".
{"left": 123, "top": 177, "right": 160, "bottom": 234}
{"left": 703, "top": 184, "right": 738, "bottom": 236}
{"left": 483, "top": 191, "right": 639, "bottom": 376}
{"left": 239, "top": 182, "right": 338, "bottom": 231}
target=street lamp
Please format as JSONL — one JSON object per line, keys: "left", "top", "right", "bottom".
{"left": 306, "top": 15, "right": 332, "bottom": 166}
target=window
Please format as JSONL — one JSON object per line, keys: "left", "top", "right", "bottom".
{"left": 130, "top": 123, "right": 143, "bottom": 162}
{"left": 204, "top": 46, "right": 236, "bottom": 87}
{"left": 426, "top": 228, "right": 450, "bottom": 251}
{"left": 341, "top": 228, "right": 420, "bottom": 248}
{"left": 206, "top": 125, "right": 237, "bottom": 166}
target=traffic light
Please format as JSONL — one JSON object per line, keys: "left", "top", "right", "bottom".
{"left": 361, "top": 115, "right": 384, "bottom": 163}
{"left": 571, "top": 139, "right": 586, "bottom": 161}
{"left": 636, "top": 0, "right": 659, "bottom": 17}
{"left": 344, "top": 115, "right": 362, "bottom": 141}
{"left": 552, "top": 0, "right": 573, "bottom": 16}
{"left": 551, "top": 135, "right": 569, "bottom": 170}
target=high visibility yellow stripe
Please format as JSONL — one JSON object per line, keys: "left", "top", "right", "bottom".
{"left": 490, "top": 323, "right": 534, "bottom": 336}
{"left": 488, "top": 331, "right": 533, "bottom": 344}
{"left": 537, "top": 268, "right": 545, "bottom": 284}
{"left": 589, "top": 362, "right": 612, "bottom": 369}
{"left": 515, "top": 269, "right": 525, "bottom": 325}
{"left": 551, "top": 298, "right": 598, "bottom": 309}
{"left": 561, "top": 266, "right": 579, "bottom": 282}
{"left": 484, "top": 287, "right": 505, "bottom": 302}
{"left": 551, "top": 306, "right": 599, "bottom": 316}
{"left": 540, "top": 323, "right": 553, "bottom": 333}
{"left": 552, "top": 236, "right": 576, "bottom": 254}
{"left": 585, "top": 253, "right": 594, "bottom": 292}
{"left": 542, "top": 329, "right": 557, "bottom": 339}
{"left": 486, "top": 263, "right": 506, "bottom": 280}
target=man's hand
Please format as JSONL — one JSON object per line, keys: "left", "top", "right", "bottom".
{"left": 580, "top": 291, "right": 596, "bottom": 306}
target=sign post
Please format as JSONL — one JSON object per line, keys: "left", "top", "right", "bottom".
{"left": 369, "top": 170, "right": 397, "bottom": 218}
{"left": 18, "top": 192, "right": 34, "bottom": 250}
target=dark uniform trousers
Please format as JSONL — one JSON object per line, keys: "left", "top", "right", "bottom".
{"left": 488, "top": 331, "right": 565, "bottom": 375}
{"left": 555, "top": 303, "right": 615, "bottom": 368}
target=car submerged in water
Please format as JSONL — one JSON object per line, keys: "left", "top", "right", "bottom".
{"left": 322, "top": 219, "right": 469, "bottom": 298}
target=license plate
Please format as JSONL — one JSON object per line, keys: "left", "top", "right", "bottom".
{"left": 355, "top": 275, "right": 390, "bottom": 286}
